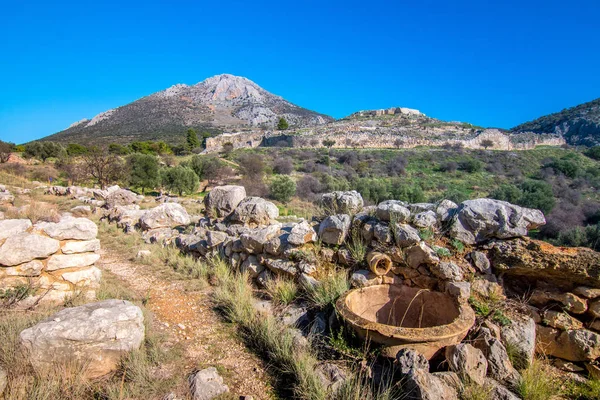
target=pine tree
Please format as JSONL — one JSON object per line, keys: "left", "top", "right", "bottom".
{"left": 186, "top": 129, "right": 200, "bottom": 150}
{"left": 277, "top": 117, "right": 289, "bottom": 130}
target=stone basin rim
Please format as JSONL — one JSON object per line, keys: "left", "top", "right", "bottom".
{"left": 336, "top": 284, "right": 475, "bottom": 343}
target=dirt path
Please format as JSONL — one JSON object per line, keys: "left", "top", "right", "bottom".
{"left": 97, "top": 249, "right": 275, "bottom": 399}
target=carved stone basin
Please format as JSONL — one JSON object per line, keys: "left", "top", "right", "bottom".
{"left": 336, "top": 284, "right": 475, "bottom": 359}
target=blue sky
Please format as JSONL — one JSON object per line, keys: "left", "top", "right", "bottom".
{"left": 1, "top": 0, "right": 599, "bottom": 144}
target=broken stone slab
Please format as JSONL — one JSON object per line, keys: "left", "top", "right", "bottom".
{"left": 473, "top": 328, "right": 520, "bottom": 387}
{"left": 46, "top": 253, "right": 101, "bottom": 271}
{"left": 430, "top": 262, "right": 464, "bottom": 281}
{"left": 542, "top": 310, "right": 584, "bottom": 330}
{"left": 0, "top": 233, "right": 60, "bottom": 266}
{"left": 449, "top": 199, "right": 545, "bottom": 244}
{"left": 412, "top": 210, "right": 438, "bottom": 229}
{"left": 61, "top": 266, "right": 102, "bottom": 288}
{"left": 318, "top": 214, "right": 351, "bottom": 245}
{"left": 393, "top": 223, "right": 421, "bottom": 247}
{"left": 373, "top": 223, "right": 392, "bottom": 243}
{"left": 0, "top": 219, "right": 32, "bottom": 241}
{"left": 240, "top": 255, "right": 264, "bottom": 278}
{"left": 500, "top": 315, "right": 536, "bottom": 368}
{"left": 445, "top": 343, "right": 488, "bottom": 386}
{"left": 263, "top": 258, "right": 298, "bottom": 277}
{"left": 350, "top": 270, "right": 382, "bottom": 288}
{"left": 530, "top": 290, "right": 587, "bottom": 314}
{"left": 536, "top": 325, "right": 600, "bottom": 362}
{"left": 19, "top": 299, "right": 144, "bottom": 379}
{"left": 189, "top": 367, "right": 229, "bottom": 400}
{"left": 61, "top": 239, "right": 101, "bottom": 254}
{"left": 445, "top": 282, "right": 471, "bottom": 302}
{"left": 320, "top": 191, "right": 364, "bottom": 215}
{"left": 1, "top": 260, "right": 44, "bottom": 276}
{"left": 240, "top": 224, "right": 281, "bottom": 254}
{"left": 396, "top": 348, "right": 429, "bottom": 375}
{"left": 206, "top": 230, "right": 228, "bottom": 248}
{"left": 404, "top": 369, "right": 459, "bottom": 400}
{"left": 204, "top": 185, "right": 246, "bottom": 218}
{"left": 35, "top": 216, "right": 98, "bottom": 240}
{"left": 573, "top": 286, "right": 600, "bottom": 299}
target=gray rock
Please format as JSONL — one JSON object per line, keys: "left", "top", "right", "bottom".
{"left": 136, "top": 250, "right": 152, "bottom": 258}
{"left": 404, "top": 369, "right": 459, "bottom": 400}
{"left": 264, "top": 234, "right": 289, "bottom": 256}
{"left": 435, "top": 199, "right": 458, "bottom": 222}
{"left": 376, "top": 200, "right": 410, "bottom": 222}
{"left": 393, "top": 223, "right": 421, "bottom": 247}
{"left": 321, "top": 191, "right": 364, "bottom": 215}
{"left": 445, "top": 343, "right": 488, "bottom": 386}
{"left": 405, "top": 242, "right": 440, "bottom": 269}
{"left": 316, "top": 362, "right": 347, "bottom": 393}
{"left": 35, "top": 216, "right": 98, "bottom": 240}
{"left": 445, "top": 282, "right": 471, "bottom": 302}
{"left": 396, "top": 348, "right": 429, "bottom": 375}
{"left": 469, "top": 251, "right": 492, "bottom": 274}
{"left": 0, "top": 233, "right": 60, "bottom": 266}
{"left": 263, "top": 258, "right": 298, "bottom": 277}
{"left": 61, "top": 239, "right": 101, "bottom": 254}
{"left": 449, "top": 199, "right": 546, "bottom": 244}
{"left": 299, "top": 273, "right": 319, "bottom": 288}
{"left": 19, "top": 299, "right": 144, "bottom": 379}
{"left": 413, "top": 210, "right": 438, "bottom": 229}
{"left": 350, "top": 270, "right": 382, "bottom": 288}
{"left": 240, "top": 255, "right": 264, "bottom": 278}
{"left": 473, "top": 328, "right": 520, "bottom": 387}
{"left": 105, "top": 188, "right": 141, "bottom": 208}
{"left": 430, "top": 262, "right": 463, "bottom": 281}
{"left": 280, "top": 305, "right": 309, "bottom": 327}
{"left": 204, "top": 185, "right": 246, "bottom": 218}
{"left": 536, "top": 326, "right": 600, "bottom": 362}
{"left": 486, "top": 378, "right": 520, "bottom": 400}
{"left": 206, "top": 230, "right": 228, "bottom": 248}
{"left": 240, "top": 224, "right": 281, "bottom": 254}
{"left": 61, "top": 266, "right": 102, "bottom": 287}
{"left": 0, "top": 219, "right": 32, "bottom": 240}
{"left": 189, "top": 367, "right": 229, "bottom": 400}
{"left": 230, "top": 197, "right": 279, "bottom": 226}
{"left": 141, "top": 227, "right": 178, "bottom": 244}
{"left": 139, "top": 203, "right": 191, "bottom": 230}
{"left": 373, "top": 223, "right": 392, "bottom": 243}
{"left": 287, "top": 221, "right": 317, "bottom": 245}
{"left": 318, "top": 214, "right": 351, "bottom": 245}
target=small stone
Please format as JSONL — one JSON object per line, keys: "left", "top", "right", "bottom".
{"left": 350, "top": 270, "right": 382, "bottom": 288}
{"left": 189, "top": 367, "right": 229, "bottom": 400}
{"left": 136, "top": 250, "right": 152, "bottom": 258}
{"left": 430, "top": 262, "right": 463, "bottom": 281}
{"left": 405, "top": 242, "right": 439, "bottom": 269}
{"left": 469, "top": 251, "right": 491, "bottom": 275}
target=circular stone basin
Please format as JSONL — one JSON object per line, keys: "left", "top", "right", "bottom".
{"left": 336, "top": 284, "right": 475, "bottom": 359}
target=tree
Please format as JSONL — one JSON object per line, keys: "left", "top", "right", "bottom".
{"left": 160, "top": 166, "right": 199, "bottom": 196}
{"left": 322, "top": 139, "right": 336, "bottom": 148}
{"left": 108, "top": 143, "right": 131, "bottom": 155}
{"left": 66, "top": 143, "right": 88, "bottom": 156}
{"left": 127, "top": 154, "right": 160, "bottom": 194}
{"left": 269, "top": 175, "right": 296, "bottom": 203}
{"left": 222, "top": 142, "right": 234, "bottom": 154}
{"left": 24, "top": 142, "right": 65, "bottom": 162}
{"left": 394, "top": 138, "right": 405, "bottom": 149}
{"left": 0, "top": 140, "right": 15, "bottom": 163}
{"left": 82, "top": 146, "right": 124, "bottom": 188}
{"left": 480, "top": 139, "right": 495, "bottom": 149}
{"left": 238, "top": 154, "right": 266, "bottom": 179}
{"left": 585, "top": 146, "right": 600, "bottom": 161}
{"left": 55, "top": 156, "right": 87, "bottom": 185}
{"left": 277, "top": 117, "right": 289, "bottom": 131}
{"left": 186, "top": 129, "right": 200, "bottom": 150}
{"left": 273, "top": 158, "right": 294, "bottom": 175}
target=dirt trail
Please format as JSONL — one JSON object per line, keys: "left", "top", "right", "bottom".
{"left": 97, "top": 249, "right": 275, "bottom": 399}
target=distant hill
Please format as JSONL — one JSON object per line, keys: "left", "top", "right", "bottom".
{"left": 512, "top": 98, "right": 600, "bottom": 146}
{"left": 40, "top": 74, "right": 333, "bottom": 146}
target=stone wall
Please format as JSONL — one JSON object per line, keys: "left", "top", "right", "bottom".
{"left": 0, "top": 215, "right": 101, "bottom": 306}
{"left": 203, "top": 128, "right": 565, "bottom": 153}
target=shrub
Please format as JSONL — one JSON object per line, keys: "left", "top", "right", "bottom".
{"left": 273, "top": 158, "right": 294, "bottom": 175}
{"left": 296, "top": 175, "right": 323, "bottom": 201}
{"left": 108, "top": 143, "right": 130, "bottom": 155}
{"left": 442, "top": 187, "right": 470, "bottom": 203}
{"left": 459, "top": 159, "right": 483, "bottom": 173}
{"left": 269, "top": 175, "right": 296, "bottom": 203}
{"left": 439, "top": 161, "right": 458, "bottom": 173}
{"left": 549, "top": 158, "right": 580, "bottom": 178}
{"left": 65, "top": 143, "right": 88, "bottom": 156}
{"left": 127, "top": 153, "right": 159, "bottom": 194}
{"left": 186, "top": 128, "right": 200, "bottom": 150}
{"left": 82, "top": 146, "right": 125, "bottom": 188}
{"left": 24, "top": 141, "right": 65, "bottom": 162}
{"left": 0, "top": 140, "right": 14, "bottom": 163}
{"left": 277, "top": 117, "right": 289, "bottom": 130}
{"left": 160, "top": 166, "right": 199, "bottom": 196}
{"left": 490, "top": 184, "right": 522, "bottom": 204}
{"left": 238, "top": 153, "right": 266, "bottom": 179}
{"left": 519, "top": 180, "right": 555, "bottom": 214}
{"left": 585, "top": 146, "right": 600, "bottom": 160}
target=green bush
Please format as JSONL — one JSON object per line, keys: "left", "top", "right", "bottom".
{"left": 490, "top": 180, "right": 555, "bottom": 214}
{"left": 160, "top": 166, "right": 199, "bottom": 196}
{"left": 66, "top": 143, "right": 88, "bottom": 156}
{"left": 459, "top": 159, "right": 483, "bottom": 173}
{"left": 549, "top": 158, "right": 580, "bottom": 178}
{"left": 585, "top": 146, "right": 600, "bottom": 160}
{"left": 24, "top": 141, "right": 65, "bottom": 161}
{"left": 269, "top": 175, "right": 296, "bottom": 203}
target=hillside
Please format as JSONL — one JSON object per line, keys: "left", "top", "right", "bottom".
{"left": 40, "top": 74, "right": 333, "bottom": 146}
{"left": 512, "top": 98, "right": 600, "bottom": 146}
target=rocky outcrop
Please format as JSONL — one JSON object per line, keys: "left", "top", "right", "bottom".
{"left": 230, "top": 197, "right": 279, "bottom": 226}
{"left": 139, "top": 203, "right": 191, "bottom": 230}
{"left": 450, "top": 199, "right": 545, "bottom": 244}
{"left": 204, "top": 185, "right": 246, "bottom": 218}
{"left": 320, "top": 191, "right": 364, "bottom": 215}
{"left": 19, "top": 300, "right": 144, "bottom": 378}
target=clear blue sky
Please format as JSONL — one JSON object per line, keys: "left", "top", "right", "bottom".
{"left": 1, "top": 0, "right": 599, "bottom": 144}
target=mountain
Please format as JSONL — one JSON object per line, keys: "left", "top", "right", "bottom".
{"left": 41, "top": 74, "right": 333, "bottom": 145}
{"left": 511, "top": 98, "right": 600, "bottom": 146}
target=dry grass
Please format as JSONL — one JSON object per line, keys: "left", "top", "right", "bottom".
{"left": 265, "top": 276, "right": 299, "bottom": 306}
{"left": 4, "top": 200, "right": 61, "bottom": 223}
{"left": 517, "top": 359, "right": 560, "bottom": 400}
{"left": 303, "top": 268, "right": 350, "bottom": 309}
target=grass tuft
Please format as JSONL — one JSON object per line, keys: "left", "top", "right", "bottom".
{"left": 265, "top": 276, "right": 299, "bottom": 306}
{"left": 304, "top": 269, "right": 350, "bottom": 310}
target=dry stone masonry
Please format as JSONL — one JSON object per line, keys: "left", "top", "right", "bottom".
{"left": 0, "top": 214, "right": 101, "bottom": 306}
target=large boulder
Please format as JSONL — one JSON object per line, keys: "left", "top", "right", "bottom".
{"left": 19, "top": 300, "right": 145, "bottom": 379}
{"left": 449, "top": 199, "right": 545, "bottom": 245}
{"left": 320, "top": 191, "right": 364, "bottom": 215}
{"left": 240, "top": 224, "right": 282, "bottom": 254}
{"left": 318, "top": 214, "right": 351, "bottom": 245}
{"left": 230, "top": 197, "right": 279, "bottom": 226}
{"left": 104, "top": 188, "right": 142, "bottom": 209}
{"left": 204, "top": 185, "right": 246, "bottom": 218}
{"left": 376, "top": 200, "right": 410, "bottom": 222}
{"left": 500, "top": 315, "right": 536, "bottom": 368}
{"left": 394, "top": 223, "right": 421, "bottom": 247}
{"left": 536, "top": 326, "right": 600, "bottom": 362}
{"left": 35, "top": 216, "right": 98, "bottom": 240}
{"left": 0, "top": 219, "right": 32, "bottom": 240}
{"left": 139, "top": 203, "right": 191, "bottom": 230}
{"left": 0, "top": 233, "right": 60, "bottom": 266}
{"left": 287, "top": 221, "right": 317, "bottom": 246}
